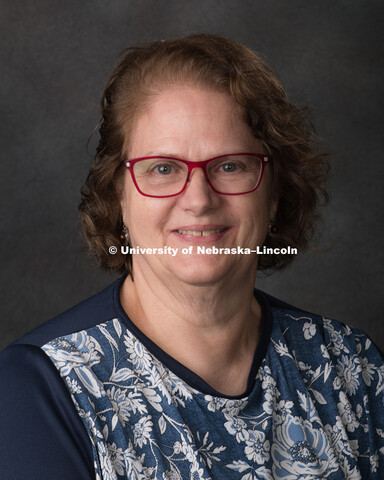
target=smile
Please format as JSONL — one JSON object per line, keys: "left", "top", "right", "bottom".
{"left": 176, "top": 228, "right": 227, "bottom": 236}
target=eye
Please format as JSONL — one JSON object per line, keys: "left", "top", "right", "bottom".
{"left": 217, "top": 160, "right": 247, "bottom": 174}
{"left": 220, "top": 162, "right": 239, "bottom": 172}
{"left": 153, "top": 163, "right": 174, "bottom": 175}
{"left": 147, "top": 160, "right": 183, "bottom": 175}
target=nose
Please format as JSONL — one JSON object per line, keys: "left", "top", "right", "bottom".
{"left": 178, "top": 167, "right": 219, "bottom": 214}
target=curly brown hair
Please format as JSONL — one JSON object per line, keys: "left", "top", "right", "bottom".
{"left": 79, "top": 34, "right": 329, "bottom": 275}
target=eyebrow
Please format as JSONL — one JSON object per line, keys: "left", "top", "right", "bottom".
{"left": 143, "top": 152, "right": 181, "bottom": 158}
{"left": 134, "top": 151, "right": 250, "bottom": 159}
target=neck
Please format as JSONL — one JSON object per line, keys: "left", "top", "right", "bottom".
{"left": 120, "top": 262, "right": 262, "bottom": 396}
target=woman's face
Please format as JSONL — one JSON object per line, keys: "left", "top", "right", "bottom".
{"left": 120, "top": 86, "right": 277, "bottom": 286}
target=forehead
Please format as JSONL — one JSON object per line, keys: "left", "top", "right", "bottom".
{"left": 127, "top": 86, "right": 261, "bottom": 159}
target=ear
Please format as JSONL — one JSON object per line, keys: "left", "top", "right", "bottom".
{"left": 266, "top": 152, "right": 279, "bottom": 221}
{"left": 269, "top": 195, "right": 279, "bottom": 222}
{"left": 120, "top": 196, "right": 126, "bottom": 217}
{"left": 118, "top": 170, "right": 128, "bottom": 221}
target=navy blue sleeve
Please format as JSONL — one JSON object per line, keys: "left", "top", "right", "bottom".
{"left": 0, "top": 344, "right": 95, "bottom": 479}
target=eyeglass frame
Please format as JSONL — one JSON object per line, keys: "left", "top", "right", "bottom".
{"left": 125, "top": 152, "right": 270, "bottom": 198}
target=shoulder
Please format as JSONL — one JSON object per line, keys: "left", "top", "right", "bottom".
{"left": 0, "top": 277, "right": 126, "bottom": 480}
{"left": 257, "top": 289, "right": 384, "bottom": 364}
{"left": 0, "top": 274, "right": 124, "bottom": 409}
{"left": 0, "top": 273, "right": 124, "bottom": 400}
{"left": 0, "top": 343, "right": 96, "bottom": 478}
{"left": 259, "top": 291, "right": 384, "bottom": 447}
{"left": 9, "top": 275, "right": 124, "bottom": 349}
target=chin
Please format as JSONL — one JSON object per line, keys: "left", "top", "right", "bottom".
{"left": 168, "top": 255, "right": 234, "bottom": 287}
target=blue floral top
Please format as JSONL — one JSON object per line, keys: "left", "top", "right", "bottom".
{"left": 1, "top": 276, "right": 383, "bottom": 479}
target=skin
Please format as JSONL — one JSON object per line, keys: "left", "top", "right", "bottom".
{"left": 120, "top": 86, "right": 277, "bottom": 396}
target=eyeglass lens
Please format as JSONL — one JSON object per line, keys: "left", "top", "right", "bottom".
{"left": 133, "top": 155, "right": 262, "bottom": 196}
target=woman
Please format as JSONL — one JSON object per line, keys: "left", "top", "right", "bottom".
{"left": 1, "top": 34, "right": 383, "bottom": 479}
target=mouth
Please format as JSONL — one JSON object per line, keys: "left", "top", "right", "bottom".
{"left": 176, "top": 228, "right": 227, "bottom": 237}
{"left": 171, "top": 225, "right": 231, "bottom": 244}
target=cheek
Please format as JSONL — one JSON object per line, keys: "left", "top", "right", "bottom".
{"left": 122, "top": 190, "right": 174, "bottom": 242}
{"left": 121, "top": 175, "right": 151, "bottom": 224}
{"left": 236, "top": 193, "right": 273, "bottom": 240}
{"left": 246, "top": 208, "right": 269, "bottom": 237}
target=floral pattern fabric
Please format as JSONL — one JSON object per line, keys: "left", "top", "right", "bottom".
{"left": 42, "top": 306, "right": 384, "bottom": 479}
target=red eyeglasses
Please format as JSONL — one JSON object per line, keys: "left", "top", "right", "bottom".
{"left": 125, "top": 153, "right": 270, "bottom": 198}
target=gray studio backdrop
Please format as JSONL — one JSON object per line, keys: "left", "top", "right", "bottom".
{"left": 1, "top": 0, "right": 383, "bottom": 351}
